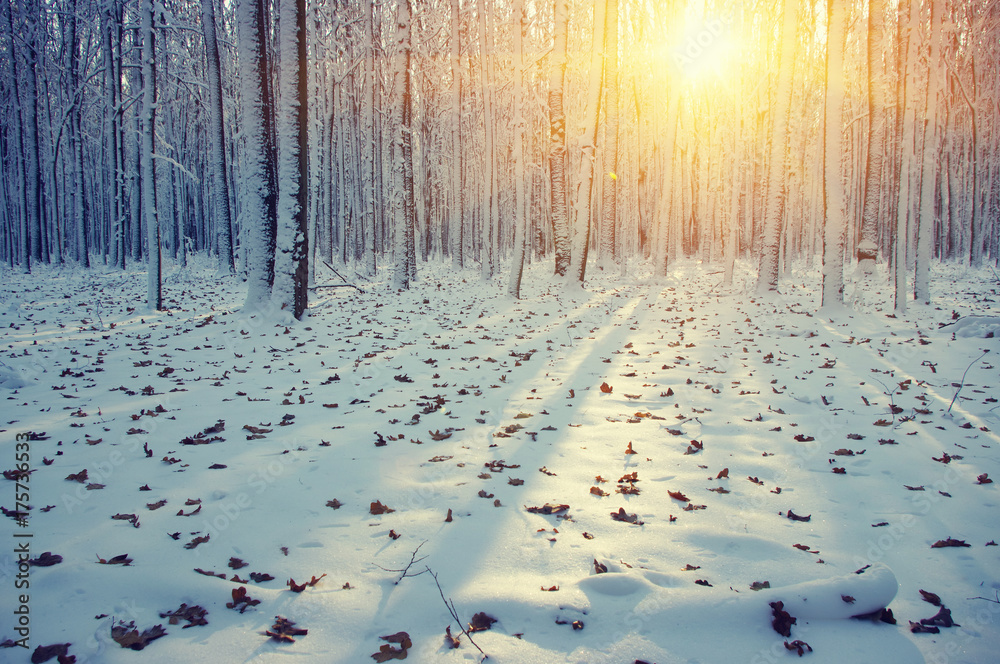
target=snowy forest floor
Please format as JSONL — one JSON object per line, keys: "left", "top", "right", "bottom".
{"left": 1, "top": 257, "right": 999, "bottom": 664}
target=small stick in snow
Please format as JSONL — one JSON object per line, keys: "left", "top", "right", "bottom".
{"left": 373, "top": 540, "right": 429, "bottom": 585}
{"left": 947, "top": 349, "right": 990, "bottom": 414}
{"left": 427, "top": 567, "right": 487, "bottom": 660}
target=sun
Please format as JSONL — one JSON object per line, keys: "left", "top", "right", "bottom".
{"left": 668, "top": 11, "right": 742, "bottom": 87}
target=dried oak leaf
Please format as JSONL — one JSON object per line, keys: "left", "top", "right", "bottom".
{"left": 226, "top": 586, "right": 261, "bottom": 613}
{"left": 976, "top": 473, "right": 992, "bottom": 484}
{"left": 668, "top": 490, "right": 690, "bottom": 502}
{"left": 919, "top": 589, "right": 942, "bottom": 606}
{"left": 28, "top": 552, "right": 62, "bottom": 567}
{"left": 184, "top": 534, "right": 209, "bottom": 550}
{"left": 370, "top": 500, "right": 395, "bottom": 515}
{"left": 96, "top": 553, "right": 132, "bottom": 566}
{"left": 287, "top": 574, "right": 326, "bottom": 592}
{"left": 468, "top": 612, "right": 497, "bottom": 632}
{"left": 770, "top": 601, "right": 796, "bottom": 637}
{"left": 716, "top": 468, "right": 729, "bottom": 479}
{"left": 265, "top": 616, "right": 307, "bottom": 643}
{"left": 29, "top": 643, "right": 71, "bottom": 664}
{"left": 159, "top": 603, "right": 208, "bottom": 628}
{"left": 326, "top": 499, "right": 343, "bottom": 509}
{"left": 380, "top": 632, "right": 413, "bottom": 649}
{"left": 931, "top": 538, "right": 970, "bottom": 548}
{"left": 229, "top": 557, "right": 249, "bottom": 570}
{"left": 784, "top": 640, "right": 812, "bottom": 657}
{"left": 909, "top": 621, "right": 940, "bottom": 634}
{"left": 371, "top": 644, "right": 408, "bottom": 662}
{"left": 525, "top": 503, "right": 569, "bottom": 515}
{"left": 594, "top": 559, "right": 608, "bottom": 574}
{"left": 590, "top": 486, "right": 609, "bottom": 497}
{"left": 444, "top": 625, "right": 460, "bottom": 649}
{"left": 65, "top": 470, "right": 88, "bottom": 483}
{"left": 851, "top": 607, "right": 896, "bottom": 624}
{"left": 250, "top": 572, "right": 275, "bottom": 583}
{"left": 610, "top": 507, "right": 643, "bottom": 525}
{"left": 599, "top": 382, "right": 613, "bottom": 394}
{"left": 786, "top": 510, "right": 811, "bottom": 522}
{"left": 920, "top": 606, "right": 959, "bottom": 628}
{"left": 110, "top": 620, "right": 167, "bottom": 650}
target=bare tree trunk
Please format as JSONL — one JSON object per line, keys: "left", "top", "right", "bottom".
{"left": 568, "top": 0, "right": 606, "bottom": 286}
{"left": 756, "top": 0, "right": 797, "bottom": 294}
{"left": 237, "top": 0, "right": 278, "bottom": 309}
{"left": 449, "top": 0, "right": 464, "bottom": 269}
{"left": 476, "top": 0, "right": 497, "bottom": 280}
{"left": 141, "top": 0, "right": 161, "bottom": 310}
{"left": 600, "top": 0, "right": 619, "bottom": 269}
{"left": 391, "top": 0, "right": 413, "bottom": 290}
{"left": 201, "top": 0, "right": 234, "bottom": 275}
{"left": 915, "top": 0, "right": 942, "bottom": 305}
{"left": 508, "top": 0, "right": 527, "bottom": 298}
{"left": 20, "top": 0, "right": 43, "bottom": 267}
{"left": 821, "top": 0, "right": 847, "bottom": 308}
{"left": 859, "top": 0, "right": 886, "bottom": 270}
{"left": 272, "top": 0, "right": 309, "bottom": 318}
{"left": 549, "top": 0, "right": 570, "bottom": 277}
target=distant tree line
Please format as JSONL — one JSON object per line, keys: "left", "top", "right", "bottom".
{"left": 1, "top": 0, "right": 997, "bottom": 316}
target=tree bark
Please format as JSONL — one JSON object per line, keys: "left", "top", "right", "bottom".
{"left": 756, "top": 0, "right": 797, "bottom": 294}
{"left": 821, "top": 0, "right": 847, "bottom": 308}
{"left": 549, "top": 0, "right": 570, "bottom": 277}
{"left": 237, "top": 0, "right": 278, "bottom": 309}
{"left": 200, "top": 0, "right": 234, "bottom": 275}
{"left": 140, "top": 0, "right": 161, "bottom": 310}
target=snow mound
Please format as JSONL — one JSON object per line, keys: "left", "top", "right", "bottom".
{"left": 947, "top": 315, "right": 1000, "bottom": 338}
{"left": 0, "top": 361, "right": 31, "bottom": 389}
{"left": 761, "top": 563, "right": 898, "bottom": 620}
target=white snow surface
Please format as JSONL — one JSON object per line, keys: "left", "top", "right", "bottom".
{"left": 1, "top": 258, "right": 998, "bottom": 664}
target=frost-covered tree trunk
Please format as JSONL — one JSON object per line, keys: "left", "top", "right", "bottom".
{"left": 362, "top": 2, "right": 377, "bottom": 276}
{"left": 821, "top": 0, "right": 847, "bottom": 308}
{"left": 237, "top": 0, "right": 278, "bottom": 309}
{"left": 449, "top": 0, "right": 464, "bottom": 269}
{"left": 507, "top": 0, "right": 527, "bottom": 298}
{"left": 272, "top": 0, "right": 309, "bottom": 319}
{"left": 600, "top": 0, "right": 619, "bottom": 269}
{"left": 140, "top": 0, "right": 161, "bottom": 310}
{"left": 69, "top": 0, "right": 89, "bottom": 268}
{"left": 103, "top": 2, "right": 125, "bottom": 271}
{"left": 893, "top": 0, "right": 917, "bottom": 313}
{"left": 391, "top": 0, "right": 413, "bottom": 290}
{"left": 549, "top": 0, "right": 570, "bottom": 277}
{"left": 724, "top": 81, "right": 740, "bottom": 287}
{"left": 568, "top": 0, "right": 606, "bottom": 287}
{"left": 476, "top": 0, "right": 497, "bottom": 280}
{"left": 915, "top": 0, "right": 942, "bottom": 305}
{"left": 756, "top": 0, "right": 797, "bottom": 294}
{"left": 20, "top": 0, "right": 43, "bottom": 267}
{"left": 200, "top": 0, "right": 234, "bottom": 275}
{"left": 859, "top": 0, "right": 886, "bottom": 267}
{"left": 3, "top": 0, "right": 28, "bottom": 271}
{"left": 653, "top": 87, "right": 679, "bottom": 278}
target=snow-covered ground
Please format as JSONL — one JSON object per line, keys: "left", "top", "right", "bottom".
{"left": 1, "top": 258, "right": 998, "bottom": 664}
